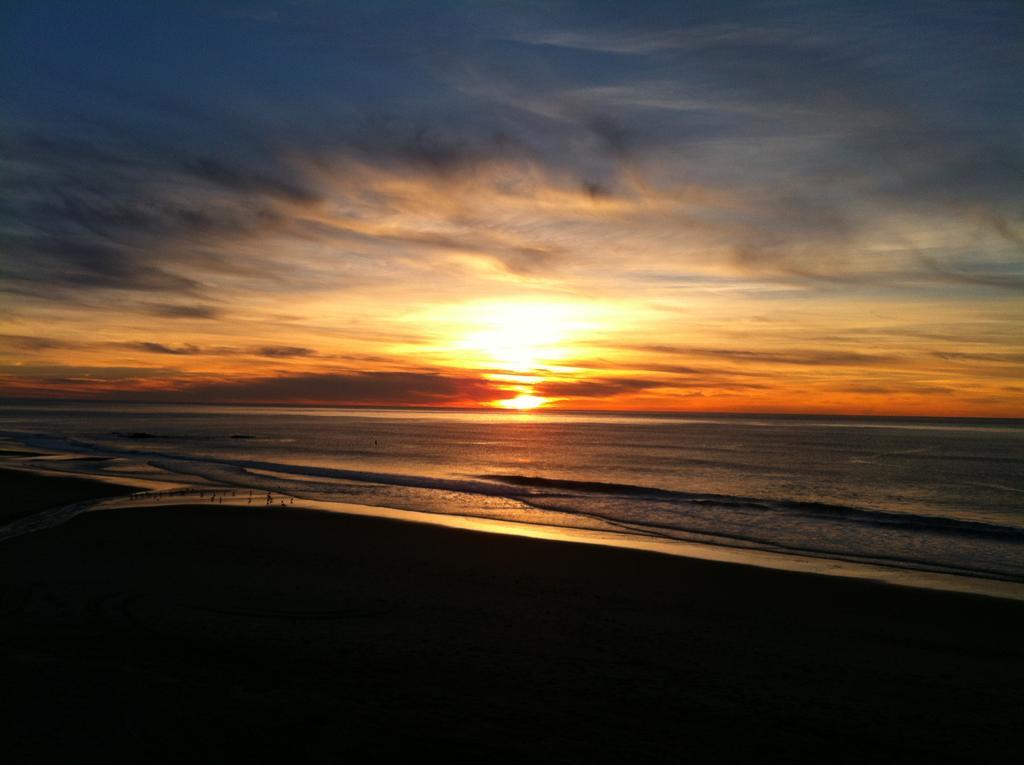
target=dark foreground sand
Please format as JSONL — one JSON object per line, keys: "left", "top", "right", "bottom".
{"left": 0, "top": 467, "right": 134, "bottom": 524}
{"left": 1, "top": 470, "right": 1021, "bottom": 762}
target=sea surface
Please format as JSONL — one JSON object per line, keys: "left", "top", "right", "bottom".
{"left": 2, "top": 402, "right": 1022, "bottom": 585}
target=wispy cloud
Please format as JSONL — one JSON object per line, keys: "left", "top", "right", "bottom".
{"left": 631, "top": 345, "right": 897, "bottom": 367}
{"left": 0, "top": 0, "right": 1021, "bottom": 414}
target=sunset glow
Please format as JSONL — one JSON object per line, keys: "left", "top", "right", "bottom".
{"left": 496, "top": 394, "right": 550, "bottom": 411}
{"left": 3, "top": 6, "right": 1023, "bottom": 763}
{"left": 0, "top": 2, "right": 1021, "bottom": 416}
{"left": 449, "top": 301, "right": 587, "bottom": 373}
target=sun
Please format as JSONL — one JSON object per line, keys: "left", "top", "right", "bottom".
{"left": 496, "top": 394, "right": 549, "bottom": 410}
{"left": 461, "top": 302, "right": 578, "bottom": 373}
{"left": 411, "top": 298, "right": 623, "bottom": 410}
{"left": 419, "top": 298, "right": 613, "bottom": 373}
{"left": 458, "top": 302, "right": 586, "bottom": 409}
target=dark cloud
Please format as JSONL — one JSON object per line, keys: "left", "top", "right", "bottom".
{"left": 933, "top": 351, "right": 1024, "bottom": 363}
{"left": 633, "top": 345, "right": 896, "bottom": 366}
{"left": 0, "top": 131, "right": 315, "bottom": 301}
{"left": 0, "top": 364, "right": 183, "bottom": 383}
{"left": 5, "top": 0, "right": 1021, "bottom": 298}
{"left": 256, "top": 346, "right": 317, "bottom": 358}
{"left": 0, "top": 334, "right": 75, "bottom": 352}
{"left": 117, "top": 342, "right": 322, "bottom": 358}
{"left": 334, "top": 113, "right": 537, "bottom": 176}
{"left": 1, "top": 232, "right": 203, "bottom": 294}
{"left": 146, "top": 371, "right": 507, "bottom": 405}
{"left": 121, "top": 342, "right": 203, "bottom": 355}
{"left": 838, "top": 383, "right": 955, "bottom": 395}
{"left": 0, "top": 368, "right": 512, "bottom": 406}
{"left": 0, "top": 112, "right": 567, "bottom": 298}
{"left": 534, "top": 377, "right": 664, "bottom": 398}
{"left": 182, "top": 157, "right": 321, "bottom": 205}
{"left": 564, "top": 357, "right": 769, "bottom": 380}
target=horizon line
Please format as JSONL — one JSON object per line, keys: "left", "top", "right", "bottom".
{"left": 1, "top": 397, "right": 1021, "bottom": 422}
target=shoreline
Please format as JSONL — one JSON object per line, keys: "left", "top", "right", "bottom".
{"left": 1, "top": 468, "right": 1021, "bottom": 760}
{"left": 3, "top": 459, "right": 1022, "bottom": 601}
{"left": 105, "top": 494, "right": 1024, "bottom": 601}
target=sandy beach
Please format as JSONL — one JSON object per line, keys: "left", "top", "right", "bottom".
{"left": 1, "top": 468, "right": 1022, "bottom": 762}
{"left": 0, "top": 466, "right": 135, "bottom": 524}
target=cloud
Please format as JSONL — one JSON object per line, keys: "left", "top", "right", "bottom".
{"left": 181, "top": 157, "right": 321, "bottom": 204}
{"left": 632, "top": 345, "right": 896, "bottom": 366}
{"left": 1, "top": 0, "right": 1021, "bottom": 415}
{"left": 255, "top": 345, "right": 317, "bottom": 358}
{"left": 143, "top": 303, "right": 223, "bottom": 319}
{"left": 118, "top": 342, "right": 320, "bottom": 358}
{"left": 534, "top": 377, "right": 664, "bottom": 399}
{"left": 515, "top": 5, "right": 1024, "bottom": 287}
{"left": 0, "top": 132, "right": 318, "bottom": 301}
{"left": 837, "top": 383, "right": 955, "bottom": 395}
{"left": 139, "top": 370, "right": 507, "bottom": 406}
{"left": 915, "top": 254, "right": 1024, "bottom": 293}
{"left": 0, "top": 334, "right": 75, "bottom": 352}
{"left": 6, "top": 3, "right": 1022, "bottom": 303}
{"left": 121, "top": 342, "right": 202, "bottom": 355}
{"left": 0, "top": 367, "right": 514, "bottom": 406}
{"left": 933, "top": 351, "right": 1024, "bottom": 363}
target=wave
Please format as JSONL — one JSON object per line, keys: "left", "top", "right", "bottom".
{"left": 4, "top": 429, "right": 1022, "bottom": 547}
{"left": 479, "top": 473, "right": 1024, "bottom": 541}
{"left": 1, "top": 430, "right": 568, "bottom": 499}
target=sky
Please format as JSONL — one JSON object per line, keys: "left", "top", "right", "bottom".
{"left": 1, "top": 0, "right": 1022, "bottom": 415}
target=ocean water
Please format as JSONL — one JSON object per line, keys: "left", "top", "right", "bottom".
{"left": 1, "top": 402, "right": 1022, "bottom": 584}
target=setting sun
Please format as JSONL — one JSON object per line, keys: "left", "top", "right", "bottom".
{"left": 496, "top": 394, "right": 549, "bottom": 410}
{"left": 406, "top": 299, "right": 624, "bottom": 408}
{"left": 458, "top": 301, "right": 591, "bottom": 372}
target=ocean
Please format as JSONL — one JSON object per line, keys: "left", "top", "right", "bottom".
{"left": 2, "top": 402, "right": 1022, "bottom": 589}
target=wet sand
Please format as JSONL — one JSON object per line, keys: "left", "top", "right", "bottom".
{"left": 0, "top": 466, "right": 135, "bottom": 524}
{"left": 1, "top": 469, "right": 1021, "bottom": 762}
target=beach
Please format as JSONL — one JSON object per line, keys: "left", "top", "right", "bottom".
{"left": 0, "top": 465, "right": 135, "bottom": 524}
{"left": 6, "top": 0, "right": 1023, "bottom": 759}
{"left": 1, "top": 468, "right": 1021, "bottom": 762}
